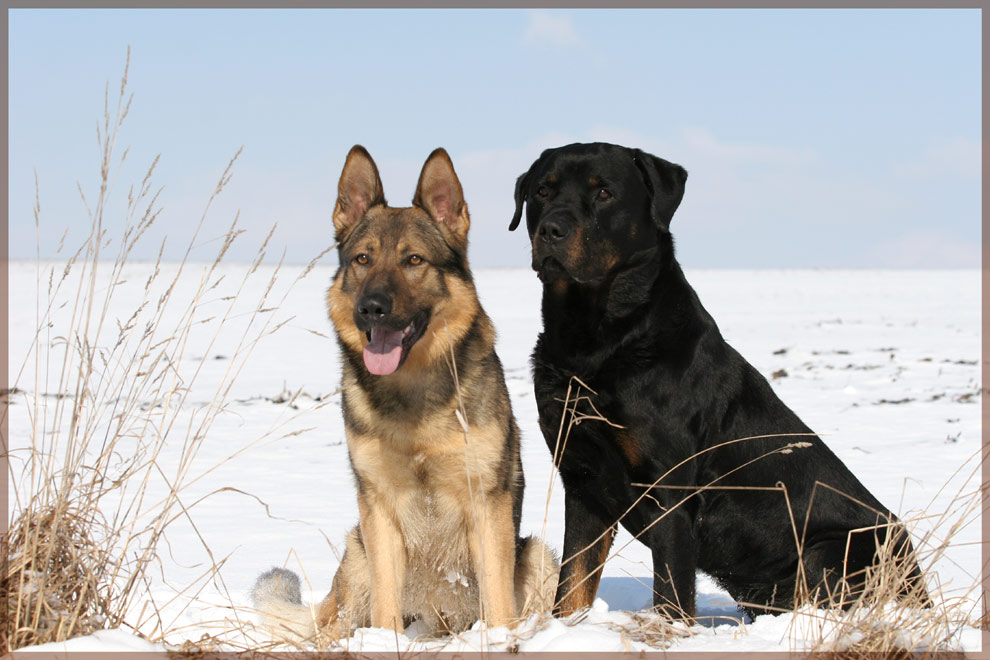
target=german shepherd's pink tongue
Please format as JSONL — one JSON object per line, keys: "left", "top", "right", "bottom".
{"left": 363, "top": 327, "right": 404, "bottom": 375}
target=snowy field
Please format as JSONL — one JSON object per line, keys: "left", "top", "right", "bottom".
{"left": 6, "top": 262, "right": 983, "bottom": 653}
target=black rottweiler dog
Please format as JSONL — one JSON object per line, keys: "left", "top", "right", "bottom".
{"left": 509, "top": 142, "right": 928, "bottom": 620}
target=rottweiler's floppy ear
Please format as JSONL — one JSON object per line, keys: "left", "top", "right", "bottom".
{"left": 333, "top": 145, "right": 386, "bottom": 240}
{"left": 508, "top": 169, "right": 530, "bottom": 232}
{"left": 414, "top": 148, "right": 470, "bottom": 241}
{"left": 632, "top": 149, "right": 687, "bottom": 232}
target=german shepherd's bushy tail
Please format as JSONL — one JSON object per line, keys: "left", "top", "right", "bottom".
{"left": 250, "top": 568, "right": 326, "bottom": 643}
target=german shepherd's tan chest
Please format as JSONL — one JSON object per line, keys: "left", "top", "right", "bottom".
{"left": 347, "top": 385, "right": 509, "bottom": 564}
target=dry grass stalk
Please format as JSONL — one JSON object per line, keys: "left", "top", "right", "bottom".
{"left": 541, "top": 375, "right": 982, "bottom": 653}
{"left": 786, "top": 454, "right": 984, "bottom": 659}
{"left": 2, "top": 51, "right": 329, "bottom": 652}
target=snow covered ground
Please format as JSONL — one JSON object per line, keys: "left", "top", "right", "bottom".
{"left": 6, "top": 262, "right": 983, "bottom": 653}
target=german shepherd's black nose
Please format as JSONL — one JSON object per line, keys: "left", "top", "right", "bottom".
{"left": 537, "top": 216, "right": 570, "bottom": 244}
{"left": 357, "top": 292, "right": 392, "bottom": 321}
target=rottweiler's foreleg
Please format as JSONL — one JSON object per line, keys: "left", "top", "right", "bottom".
{"left": 554, "top": 490, "right": 617, "bottom": 616}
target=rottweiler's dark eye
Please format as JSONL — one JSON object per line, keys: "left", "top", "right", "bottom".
{"left": 536, "top": 186, "right": 549, "bottom": 198}
{"left": 355, "top": 253, "right": 369, "bottom": 266}
{"left": 408, "top": 254, "right": 424, "bottom": 266}
{"left": 596, "top": 188, "right": 612, "bottom": 201}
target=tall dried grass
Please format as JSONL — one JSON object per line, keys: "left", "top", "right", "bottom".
{"left": 790, "top": 454, "right": 983, "bottom": 659}
{"left": 540, "top": 375, "right": 983, "bottom": 655}
{"left": 1, "top": 51, "right": 329, "bottom": 652}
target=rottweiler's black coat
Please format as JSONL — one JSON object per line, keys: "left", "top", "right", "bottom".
{"left": 509, "top": 142, "right": 927, "bottom": 619}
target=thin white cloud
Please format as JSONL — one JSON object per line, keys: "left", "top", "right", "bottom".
{"left": 679, "top": 127, "right": 818, "bottom": 167}
{"left": 861, "top": 228, "right": 981, "bottom": 268}
{"left": 894, "top": 137, "right": 981, "bottom": 180}
{"left": 585, "top": 124, "right": 818, "bottom": 168}
{"left": 524, "top": 11, "right": 580, "bottom": 47}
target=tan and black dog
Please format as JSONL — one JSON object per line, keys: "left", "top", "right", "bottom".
{"left": 252, "top": 146, "right": 557, "bottom": 643}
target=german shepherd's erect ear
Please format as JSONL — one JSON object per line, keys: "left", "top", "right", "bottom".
{"left": 333, "top": 145, "right": 386, "bottom": 241}
{"left": 413, "top": 148, "right": 470, "bottom": 244}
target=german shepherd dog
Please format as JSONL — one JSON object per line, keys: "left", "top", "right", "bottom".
{"left": 252, "top": 146, "right": 557, "bottom": 643}
{"left": 508, "top": 142, "right": 928, "bottom": 620}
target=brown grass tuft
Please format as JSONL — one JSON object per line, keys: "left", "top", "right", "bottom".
{"left": 3, "top": 504, "right": 116, "bottom": 648}
{"left": 789, "top": 456, "right": 983, "bottom": 659}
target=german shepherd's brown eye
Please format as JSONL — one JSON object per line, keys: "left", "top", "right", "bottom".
{"left": 596, "top": 188, "right": 612, "bottom": 201}
{"left": 536, "top": 186, "right": 549, "bottom": 198}
{"left": 355, "top": 253, "right": 369, "bottom": 266}
{"left": 408, "top": 254, "right": 424, "bottom": 266}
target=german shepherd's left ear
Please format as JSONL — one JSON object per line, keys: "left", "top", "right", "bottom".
{"left": 333, "top": 145, "right": 386, "bottom": 241}
{"left": 632, "top": 149, "right": 687, "bottom": 232}
{"left": 413, "top": 148, "right": 470, "bottom": 242}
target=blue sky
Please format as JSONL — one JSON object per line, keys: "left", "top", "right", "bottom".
{"left": 8, "top": 9, "right": 982, "bottom": 268}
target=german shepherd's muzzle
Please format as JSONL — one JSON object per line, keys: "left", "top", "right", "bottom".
{"left": 353, "top": 288, "right": 429, "bottom": 375}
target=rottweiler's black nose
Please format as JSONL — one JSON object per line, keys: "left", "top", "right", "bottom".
{"left": 357, "top": 292, "right": 392, "bottom": 321}
{"left": 538, "top": 217, "right": 570, "bottom": 244}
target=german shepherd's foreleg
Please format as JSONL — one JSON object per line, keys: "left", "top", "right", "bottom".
{"left": 465, "top": 491, "right": 517, "bottom": 628}
{"left": 357, "top": 491, "right": 407, "bottom": 633}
